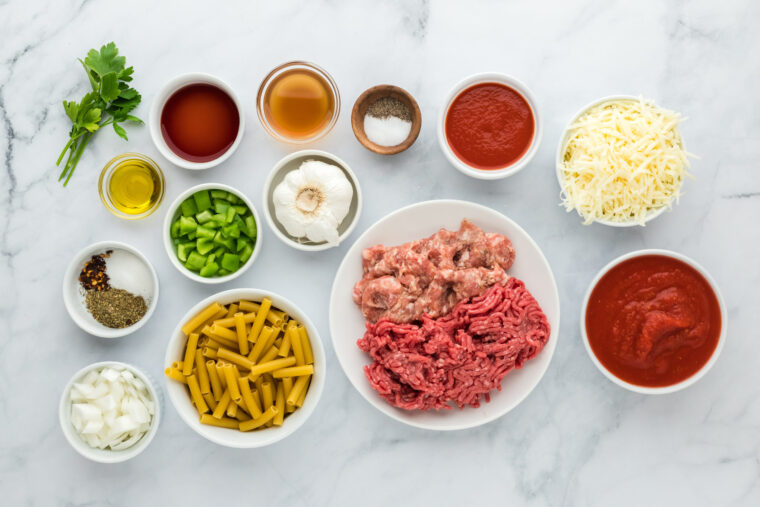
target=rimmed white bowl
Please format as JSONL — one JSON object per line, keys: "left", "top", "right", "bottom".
{"left": 555, "top": 95, "right": 681, "bottom": 227}
{"left": 59, "top": 361, "right": 162, "bottom": 463}
{"left": 262, "top": 149, "right": 362, "bottom": 252}
{"left": 329, "top": 200, "right": 560, "bottom": 430}
{"left": 163, "top": 183, "right": 262, "bottom": 284}
{"left": 63, "top": 241, "right": 159, "bottom": 338}
{"left": 437, "top": 73, "right": 542, "bottom": 180}
{"left": 581, "top": 249, "right": 727, "bottom": 394}
{"left": 164, "top": 288, "right": 326, "bottom": 448}
{"left": 149, "top": 72, "right": 245, "bottom": 170}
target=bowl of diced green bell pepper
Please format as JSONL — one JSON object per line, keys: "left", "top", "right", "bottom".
{"left": 163, "top": 183, "right": 261, "bottom": 283}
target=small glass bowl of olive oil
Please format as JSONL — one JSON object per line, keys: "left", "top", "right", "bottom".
{"left": 257, "top": 61, "right": 340, "bottom": 144}
{"left": 99, "top": 153, "right": 165, "bottom": 219}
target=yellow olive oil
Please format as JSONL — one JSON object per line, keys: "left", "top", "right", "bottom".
{"left": 107, "top": 158, "right": 162, "bottom": 215}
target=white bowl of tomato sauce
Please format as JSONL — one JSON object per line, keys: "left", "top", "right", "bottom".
{"left": 581, "top": 249, "right": 727, "bottom": 394}
{"left": 437, "top": 73, "right": 542, "bottom": 180}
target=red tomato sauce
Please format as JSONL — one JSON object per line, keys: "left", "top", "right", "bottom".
{"left": 161, "top": 84, "right": 239, "bottom": 162}
{"left": 585, "top": 255, "right": 722, "bottom": 387}
{"left": 445, "top": 83, "right": 534, "bottom": 170}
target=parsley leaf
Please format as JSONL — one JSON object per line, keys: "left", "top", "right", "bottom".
{"left": 57, "top": 42, "right": 142, "bottom": 186}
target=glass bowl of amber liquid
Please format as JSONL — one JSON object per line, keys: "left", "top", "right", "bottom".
{"left": 99, "top": 153, "right": 165, "bottom": 220}
{"left": 256, "top": 61, "right": 340, "bottom": 144}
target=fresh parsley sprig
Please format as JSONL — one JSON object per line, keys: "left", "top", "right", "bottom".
{"left": 57, "top": 42, "right": 142, "bottom": 186}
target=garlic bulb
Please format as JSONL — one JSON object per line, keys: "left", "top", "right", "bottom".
{"left": 273, "top": 159, "right": 354, "bottom": 245}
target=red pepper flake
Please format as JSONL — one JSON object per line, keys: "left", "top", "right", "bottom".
{"left": 79, "top": 250, "right": 113, "bottom": 291}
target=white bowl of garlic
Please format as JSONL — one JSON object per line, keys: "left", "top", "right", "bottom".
{"left": 59, "top": 361, "right": 161, "bottom": 463}
{"left": 263, "top": 150, "right": 362, "bottom": 251}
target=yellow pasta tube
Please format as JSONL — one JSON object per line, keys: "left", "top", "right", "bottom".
{"left": 278, "top": 329, "right": 292, "bottom": 357}
{"left": 282, "top": 377, "right": 293, "bottom": 399}
{"left": 273, "top": 382, "right": 285, "bottom": 426}
{"left": 182, "top": 302, "right": 222, "bottom": 335}
{"left": 200, "top": 414, "right": 239, "bottom": 429}
{"left": 216, "top": 348, "right": 253, "bottom": 370}
{"left": 273, "top": 365, "right": 313, "bottom": 378}
{"left": 195, "top": 350, "right": 211, "bottom": 394}
{"left": 215, "top": 361, "right": 228, "bottom": 389}
{"left": 238, "top": 300, "right": 261, "bottom": 313}
{"left": 202, "top": 393, "right": 217, "bottom": 411}
{"left": 235, "top": 411, "right": 252, "bottom": 422}
{"left": 164, "top": 367, "right": 187, "bottom": 384}
{"left": 239, "top": 406, "right": 278, "bottom": 432}
{"left": 203, "top": 339, "right": 222, "bottom": 350}
{"left": 223, "top": 364, "right": 243, "bottom": 403}
{"left": 182, "top": 333, "right": 200, "bottom": 376}
{"left": 298, "top": 325, "right": 314, "bottom": 365}
{"left": 206, "top": 360, "right": 223, "bottom": 400}
{"left": 210, "top": 324, "right": 237, "bottom": 341}
{"left": 296, "top": 378, "right": 309, "bottom": 407}
{"left": 264, "top": 310, "right": 283, "bottom": 328}
{"left": 238, "top": 378, "right": 263, "bottom": 418}
{"left": 172, "top": 361, "right": 183, "bottom": 370}
{"left": 233, "top": 312, "right": 249, "bottom": 355}
{"left": 202, "top": 347, "right": 218, "bottom": 359}
{"left": 226, "top": 399, "right": 238, "bottom": 418}
{"left": 248, "top": 357, "right": 297, "bottom": 381}
{"left": 193, "top": 307, "right": 227, "bottom": 335}
{"left": 261, "top": 382, "right": 274, "bottom": 412}
{"left": 248, "top": 297, "right": 271, "bottom": 344}
{"left": 268, "top": 307, "right": 289, "bottom": 322}
{"left": 208, "top": 333, "right": 238, "bottom": 351}
{"left": 212, "top": 390, "right": 231, "bottom": 419}
{"left": 225, "top": 303, "right": 239, "bottom": 318}
{"left": 258, "top": 345, "right": 280, "bottom": 366}
{"left": 186, "top": 375, "right": 209, "bottom": 414}
{"left": 286, "top": 375, "right": 310, "bottom": 407}
{"left": 248, "top": 326, "right": 274, "bottom": 363}
{"left": 289, "top": 326, "right": 305, "bottom": 366}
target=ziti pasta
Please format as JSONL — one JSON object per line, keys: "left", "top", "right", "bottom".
{"left": 166, "top": 298, "right": 315, "bottom": 432}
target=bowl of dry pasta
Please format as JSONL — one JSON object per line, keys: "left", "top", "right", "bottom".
{"left": 164, "top": 288, "right": 325, "bottom": 448}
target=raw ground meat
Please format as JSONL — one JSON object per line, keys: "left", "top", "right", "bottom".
{"left": 353, "top": 220, "right": 516, "bottom": 323}
{"left": 357, "top": 279, "right": 550, "bottom": 411}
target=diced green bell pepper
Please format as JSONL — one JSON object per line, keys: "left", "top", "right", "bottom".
{"left": 180, "top": 198, "right": 197, "bottom": 217}
{"left": 196, "top": 237, "right": 215, "bottom": 255}
{"left": 225, "top": 207, "right": 236, "bottom": 223}
{"left": 213, "top": 200, "right": 230, "bottom": 215}
{"left": 196, "top": 210, "right": 214, "bottom": 224}
{"left": 244, "top": 216, "right": 257, "bottom": 238}
{"left": 222, "top": 223, "right": 240, "bottom": 239}
{"left": 213, "top": 246, "right": 225, "bottom": 258}
{"left": 210, "top": 189, "right": 229, "bottom": 199}
{"left": 221, "top": 253, "right": 240, "bottom": 272}
{"left": 177, "top": 242, "right": 194, "bottom": 262}
{"left": 199, "top": 262, "right": 219, "bottom": 277}
{"left": 232, "top": 205, "right": 248, "bottom": 215}
{"left": 217, "top": 269, "right": 229, "bottom": 276}
{"left": 239, "top": 243, "right": 254, "bottom": 264}
{"left": 226, "top": 193, "right": 240, "bottom": 204}
{"left": 178, "top": 216, "right": 197, "bottom": 235}
{"left": 170, "top": 219, "right": 181, "bottom": 238}
{"left": 193, "top": 190, "right": 212, "bottom": 212}
{"left": 185, "top": 251, "right": 207, "bottom": 272}
{"left": 196, "top": 225, "right": 215, "bottom": 240}
{"left": 205, "top": 254, "right": 216, "bottom": 266}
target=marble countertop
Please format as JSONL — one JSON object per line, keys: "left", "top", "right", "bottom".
{"left": 2, "top": 0, "right": 759, "bottom": 505}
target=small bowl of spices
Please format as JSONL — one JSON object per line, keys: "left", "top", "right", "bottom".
{"left": 351, "top": 85, "right": 421, "bottom": 155}
{"left": 63, "top": 241, "right": 159, "bottom": 338}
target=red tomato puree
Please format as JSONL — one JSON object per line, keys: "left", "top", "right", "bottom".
{"left": 585, "top": 255, "right": 721, "bottom": 387}
{"left": 161, "top": 84, "right": 239, "bottom": 163}
{"left": 445, "top": 82, "right": 534, "bottom": 169}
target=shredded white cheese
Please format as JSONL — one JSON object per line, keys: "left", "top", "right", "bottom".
{"left": 559, "top": 97, "right": 691, "bottom": 225}
{"left": 69, "top": 366, "right": 155, "bottom": 451}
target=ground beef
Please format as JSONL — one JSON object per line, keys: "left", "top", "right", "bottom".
{"left": 357, "top": 279, "right": 550, "bottom": 411}
{"left": 353, "top": 220, "right": 516, "bottom": 323}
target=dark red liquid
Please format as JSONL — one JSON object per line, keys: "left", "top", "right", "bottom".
{"left": 585, "top": 255, "right": 722, "bottom": 387}
{"left": 445, "top": 83, "right": 534, "bottom": 170}
{"left": 161, "top": 84, "right": 240, "bottom": 163}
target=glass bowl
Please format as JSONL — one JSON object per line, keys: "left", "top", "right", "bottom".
{"left": 256, "top": 61, "right": 340, "bottom": 144}
{"left": 98, "top": 153, "right": 165, "bottom": 220}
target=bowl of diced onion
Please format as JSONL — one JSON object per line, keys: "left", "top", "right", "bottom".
{"left": 555, "top": 95, "right": 690, "bottom": 227}
{"left": 59, "top": 361, "right": 161, "bottom": 463}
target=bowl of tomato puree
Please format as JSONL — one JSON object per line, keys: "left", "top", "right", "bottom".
{"left": 438, "top": 73, "right": 541, "bottom": 180}
{"left": 582, "top": 250, "right": 726, "bottom": 394}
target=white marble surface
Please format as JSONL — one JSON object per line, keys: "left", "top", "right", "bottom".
{"left": 1, "top": 0, "right": 759, "bottom": 505}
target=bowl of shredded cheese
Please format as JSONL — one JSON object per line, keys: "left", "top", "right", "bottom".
{"left": 556, "top": 95, "right": 691, "bottom": 226}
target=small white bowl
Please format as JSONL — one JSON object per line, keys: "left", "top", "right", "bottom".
{"left": 164, "top": 288, "right": 326, "bottom": 448}
{"left": 437, "top": 73, "right": 542, "bottom": 180}
{"left": 63, "top": 241, "right": 159, "bottom": 338}
{"left": 149, "top": 72, "right": 245, "bottom": 170}
{"left": 163, "top": 183, "right": 262, "bottom": 284}
{"left": 555, "top": 95, "right": 677, "bottom": 227}
{"left": 59, "top": 361, "right": 162, "bottom": 463}
{"left": 262, "top": 149, "right": 362, "bottom": 252}
{"left": 581, "top": 249, "right": 727, "bottom": 394}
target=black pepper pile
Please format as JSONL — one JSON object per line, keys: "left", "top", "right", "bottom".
{"left": 366, "top": 96, "right": 411, "bottom": 122}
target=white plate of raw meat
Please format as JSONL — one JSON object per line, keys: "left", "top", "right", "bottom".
{"left": 329, "top": 200, "right": 560, "bottom": 430}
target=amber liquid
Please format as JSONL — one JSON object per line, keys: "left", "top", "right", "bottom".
{"left": 108, "top": 158, "right": 161, "bottom": 215}
{"left": 263, "top": 69, "right": 334, "bottom": 140}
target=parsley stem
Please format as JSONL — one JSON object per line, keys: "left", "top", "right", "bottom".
{"left": 63, "top": 132, "right": 92, "bottom": 186}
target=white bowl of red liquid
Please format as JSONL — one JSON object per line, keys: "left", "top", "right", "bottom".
{"left": 149, "top": 73, "right": 245, "bottom": 170}
{"left": 581, "top": 249, "right": 727, "bottom": 394}
{"left": 437, "top": 73, "right": 542, "bottom": 180}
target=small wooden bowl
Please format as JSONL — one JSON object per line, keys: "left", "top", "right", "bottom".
{"left": 351, "top": 85, "right": 422, "bottom": 155}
